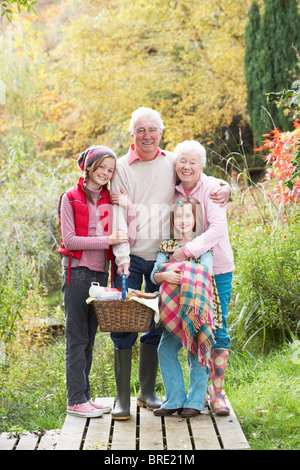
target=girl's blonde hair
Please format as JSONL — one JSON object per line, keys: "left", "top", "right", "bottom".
{"left": 170, "top": 197, "right": 204, "bottom": 239}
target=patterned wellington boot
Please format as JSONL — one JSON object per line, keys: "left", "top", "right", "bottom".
{"left": 209, "top": 348, "right": 230, "bottom": 415}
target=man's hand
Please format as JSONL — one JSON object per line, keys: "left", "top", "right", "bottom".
{"left": 117, "top": 263, "right": 130, "bottom": 278}
{"left": 168, "top": 247, "right": 187, "bottom": 263}
{"left": 209, "top": 183, "right": 231, "bottom": 207}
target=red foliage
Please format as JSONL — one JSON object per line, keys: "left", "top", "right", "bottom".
{"left": 255, "top": 121, "right": 300, "bottom": 205}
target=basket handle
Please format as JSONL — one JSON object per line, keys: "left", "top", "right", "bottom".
{"left": 121, "top": 273, "right": 127, "bottom": 300}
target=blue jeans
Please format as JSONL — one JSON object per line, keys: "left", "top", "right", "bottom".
{"left": 62, "top": 267, "right": 108, "bottom": 405}
{"left": 111, "top": 255, "right": 162, "bottom": 350}
{"left": 213, "top": 272, "right": 233, "bottom": 350}
{"left": 158, "top": 329, "right": 209, "bottom": 410}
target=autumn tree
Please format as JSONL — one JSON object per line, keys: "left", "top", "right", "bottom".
{"left": 255, "top": 81, "right": 300, "bottom": 204}
{"left": 1, "top": 0, "right": 254, "bottom": 163}
{"left": 44, "top": 0, "right": 253, "bottom": 161}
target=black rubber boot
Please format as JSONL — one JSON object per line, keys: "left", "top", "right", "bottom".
{"left": 137, "top": 343, "right": 162, "bottom": 411}
{"left": 112, "top": 348, "right": 132, "bottom": 420}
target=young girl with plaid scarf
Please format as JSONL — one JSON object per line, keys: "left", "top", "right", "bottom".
{"left": 151, "top": 198, "right": 220, "bottom": 418}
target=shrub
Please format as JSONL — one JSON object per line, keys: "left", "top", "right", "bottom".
{"left": 229, "top": 216, "right": 300, "bottom": 351}
{"left": 0, "top": 251, "right": 37, "bottom": 344}
{"left": 0, "top": 245, "right": 54, "bottom": 351}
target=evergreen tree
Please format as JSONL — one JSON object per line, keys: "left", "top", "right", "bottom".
{"left": 245, "top": 0, "right": 300, "bottom": 146}
{"left": 244, "top": 2, "right": 264, "bottom": 146}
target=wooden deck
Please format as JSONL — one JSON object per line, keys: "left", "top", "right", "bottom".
{"left": 0, "top": 397, "right": 250, "bottom": 451}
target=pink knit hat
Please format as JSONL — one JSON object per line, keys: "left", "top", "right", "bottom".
{"left": 77, "top": 145, "right": 117, "bottom": 171}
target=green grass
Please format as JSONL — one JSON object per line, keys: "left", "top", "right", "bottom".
{"left": 0, "top": 339, "right": 67, "bottom": 434}
{"left": 224, "top": 345, "right": 300, "bottom": 450}
{"left": 1, "top": 333, "right": 299, "bottom": 449}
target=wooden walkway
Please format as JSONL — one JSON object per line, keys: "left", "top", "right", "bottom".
{"left": 0, "top": 397, "right": 249, "bottom": 451}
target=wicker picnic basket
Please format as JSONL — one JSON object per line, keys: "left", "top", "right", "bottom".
{"left": 92, "top": 274, "right": 154, "bottom": 333}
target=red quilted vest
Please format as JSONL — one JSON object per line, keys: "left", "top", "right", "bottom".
{"left": 58, "top": 177, "right": 114, "bottom": 284}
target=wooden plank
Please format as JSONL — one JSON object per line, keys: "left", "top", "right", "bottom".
{"left": 56, "top": 414, "right": 88, "bottom": 450}
{"left": 213, "top": 398, "right": 250, "bottom": 450}
{"left": 110, "top": 398, "right": 137, "bottom": 450}
{"left": 37, "top": 430, "right": 60, "bottom": 450}
{"left": 83, "top": 397, "right": 114, "bottom": 450}
{"left": 0, "top": 432, "right": 18, "bottom": 450}
{"left": 188, "top": 409, "right": 221, "bottom": 450}
{"left": 139, "top": 406, "right": 164, "bottom": 450}
{"left": 164, "top": 414, "right": 192, "bottom": 450}
{"left": 15, "top": 432, "right": 39, "bottom": 450}
{"left": 1, "top": 396, "right": 249, "bottom": 451}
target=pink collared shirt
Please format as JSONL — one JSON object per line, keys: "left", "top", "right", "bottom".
{"left": 127, "top": 144, "right": 166, "bottom": 165}
{"left": 175, "top": 174, "right": 235, "bottom": 275}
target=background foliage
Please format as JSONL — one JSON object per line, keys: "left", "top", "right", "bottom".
{"left": 0, "top": 0, "right": 299, "bottom": 449}
{"left": 0, "top": 0, "right": 255, "bottom": 160}
{"left": 0, "top": 0, "right": 299, "bottom": 358}
{"left": 244, "top": 0, "right": 300, "bottom": 146}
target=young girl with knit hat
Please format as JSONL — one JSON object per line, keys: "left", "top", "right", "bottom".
{"left": 58, "top": 145, "right": 135, "bottom": 418}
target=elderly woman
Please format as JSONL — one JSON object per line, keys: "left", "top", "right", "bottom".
{"left": 169, "top": 140, "right": 235, "bottom": 416}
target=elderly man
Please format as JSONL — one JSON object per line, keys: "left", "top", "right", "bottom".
{"left": 110, "top": 107, "right": 230, "bottom": 420}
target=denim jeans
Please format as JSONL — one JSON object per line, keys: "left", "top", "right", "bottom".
{"left": 158, "top": 329, "right": 209, "bottom": 410}
{"left": 213, "top": 272, "right": 233, "bottom": 350}
{"left": 111, "top": 255, "right": 162, "bottom": 350}
{"left": 62, "top": 267, "right": 108, "bottom": 406}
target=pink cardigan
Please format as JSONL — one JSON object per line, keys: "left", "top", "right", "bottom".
{"left": 175, "top": 173, "right": 234, "bottom": 275}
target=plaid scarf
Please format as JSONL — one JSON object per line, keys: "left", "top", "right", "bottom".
{"left": 158, "top": 261, "right": 216, "bottom": 370}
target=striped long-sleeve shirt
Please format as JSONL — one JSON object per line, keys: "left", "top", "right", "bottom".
{"left": 60, "top": 186, "right": 136, "bottom": 272}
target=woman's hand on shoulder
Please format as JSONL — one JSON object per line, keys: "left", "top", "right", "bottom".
{"left": 209, "top": 183, "right": 231, "bottom": 207}
{"left": 168, "top": 247, "right": 187, "bottom": 263}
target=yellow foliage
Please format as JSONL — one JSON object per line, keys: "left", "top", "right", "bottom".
{"left": 0, "top": 0, "right": 254, "bottom": 160}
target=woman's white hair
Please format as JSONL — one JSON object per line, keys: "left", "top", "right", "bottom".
{"left": 174, "top": 140, "right": 207, "bottom": 168}
{"left": 129, "top": 107, "right": 165, "bottom": 133}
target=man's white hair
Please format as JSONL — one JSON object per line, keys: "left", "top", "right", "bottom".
{"left": 174, "top": 140, "right": 207, "bottom": 168}
{"left": 129, "top": 107, "right": 165, "bottom": 133}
